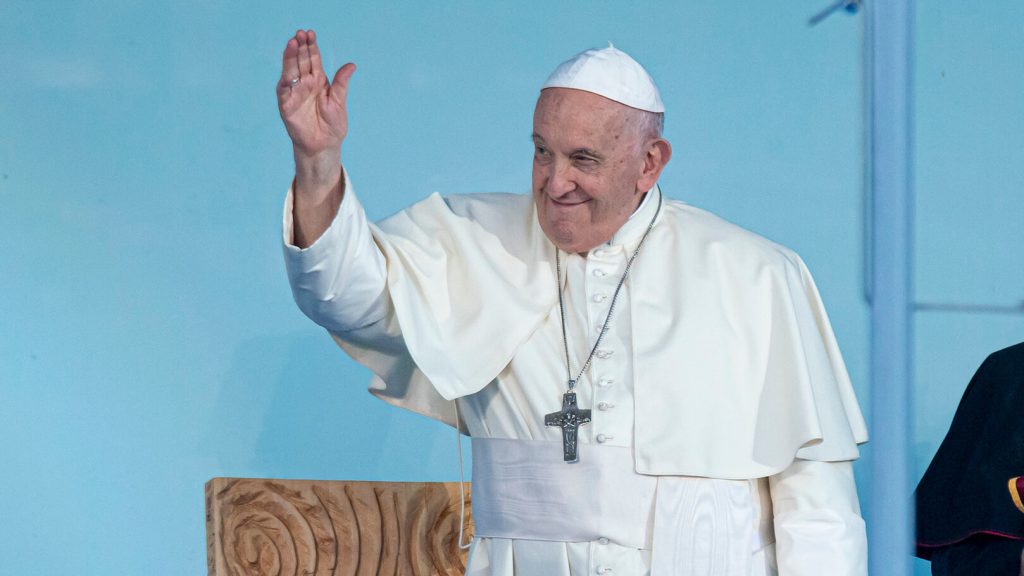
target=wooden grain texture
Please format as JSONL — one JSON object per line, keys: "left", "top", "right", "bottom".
{"left": 206, "top": 478, "right": 473, "bottom": 576}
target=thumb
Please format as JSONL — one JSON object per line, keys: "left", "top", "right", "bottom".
{"left": 329, "top": 62, "right": 357, "bottom": 105}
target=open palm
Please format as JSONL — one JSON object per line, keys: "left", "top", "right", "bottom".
{"left": 277, "top": 29, "right": 356, "bottom": 158}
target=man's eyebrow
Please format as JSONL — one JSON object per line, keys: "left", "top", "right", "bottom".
{"left": 571, "top": 148, "right": 603, "bottom": 159}
{"left": 530, "top": 135, "right": 603, "bottom": 159}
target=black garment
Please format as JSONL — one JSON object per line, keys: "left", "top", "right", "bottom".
{"left": 929, "top": 534, "right": 1022, "bottom": 576}
{"left": 916, "top": 342, "right": 1024, "bottom": 574}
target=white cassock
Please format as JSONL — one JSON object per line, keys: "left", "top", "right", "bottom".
{"left": 282, "top": 170, "right": 869, "bottom": 576}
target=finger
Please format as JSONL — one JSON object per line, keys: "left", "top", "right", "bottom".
{"left": 329, "top": 62, "right": 357, "bottom": 105}
{"left": 279, "top": 36, "right": 300, "bottom": 90}
{"left": 298, "top": 29, "right": 313, "bottom": 76}
{"left": 307, "top": 29, "right": 325, "bottom": 79}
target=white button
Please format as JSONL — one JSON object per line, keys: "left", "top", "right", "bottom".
{"left": 592, "top": 268, "right": 607, "bottom": 277}
{"left": 596, "top": 566, "right": 613, "bottom": 575}
{"left": 597, "top": 537, "right": 610, "bottom": 545}
{"left": 592, "top": 294, "right": 607, "bottom": 303}
{"left": 593, "top": 248, "right": 606, "bottom": 258}
{"left": 595, "top": 349, "right": 613, "bottom": 359}
{"left": 597, "top": 401, "right": 614, "bottom": 411}
{"left": 598, "top": 379, "right": 614, "bottom": 388}
{"left": 596, "top": 434, "right": 613, "bottom": 443}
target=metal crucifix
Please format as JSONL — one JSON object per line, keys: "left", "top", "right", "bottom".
{"left": 544, "top": 391, "right": 592, "bottom": 463}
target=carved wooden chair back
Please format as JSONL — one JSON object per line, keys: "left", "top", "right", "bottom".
{"left": 206, "top": 478, "right": 473, "bottom": 576}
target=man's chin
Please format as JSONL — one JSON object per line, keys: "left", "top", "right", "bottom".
{"left": 541, "top": 224, "right": 600, "bottom": 255}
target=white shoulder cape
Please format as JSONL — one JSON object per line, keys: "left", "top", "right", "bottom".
{"left": 337, "top": 190, "right": 868, "bottom": 479}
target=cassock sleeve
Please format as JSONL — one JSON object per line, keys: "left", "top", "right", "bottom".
{"left": 769, "top": 459, "right": 867, "bottom": 575}
{"left": 281, "top": 169, "right": 461, "bottom": 429}
{"left": 282, "top": 169, "right": 389, "bottom": 333}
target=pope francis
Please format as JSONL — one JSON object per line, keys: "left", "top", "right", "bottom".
{"left": 277, "top": 29, "right": 869, "bottom": 576}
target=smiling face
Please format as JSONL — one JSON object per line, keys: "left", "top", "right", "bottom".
{"left": 532, "top": 88, "right": 669, "bottom": 253}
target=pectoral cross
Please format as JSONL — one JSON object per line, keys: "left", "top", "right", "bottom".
{"left": 545, "top": 390, "right": 592, "bottom": 463}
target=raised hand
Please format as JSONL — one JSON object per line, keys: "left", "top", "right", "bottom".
{"left": 277, "top": 29, "right": 356, "bottom": 162}
{"left": 278, "top": 29, "right": 356, "bottom": 248}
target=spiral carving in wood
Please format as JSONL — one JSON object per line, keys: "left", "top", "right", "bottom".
{"left": 206, "top": 478, "right": 473, "bottom": 576}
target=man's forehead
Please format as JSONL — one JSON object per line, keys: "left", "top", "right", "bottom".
{"left": 533, "top": 88, "right": 635, "bottom": 132}
{"left": 532, "top": 92, "right": 634, "bottom": 153}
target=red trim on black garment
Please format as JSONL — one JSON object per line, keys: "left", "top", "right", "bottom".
{"left": 916, "top": 530, "right": 1024, "bottom": 559}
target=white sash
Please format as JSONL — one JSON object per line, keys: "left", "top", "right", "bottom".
{"left": 471, "top": 438, "right": 774, "bottom": 575}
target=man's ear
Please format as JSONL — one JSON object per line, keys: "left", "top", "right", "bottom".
{"left": 637, "top": 138, "right": 672, "bottom": 192}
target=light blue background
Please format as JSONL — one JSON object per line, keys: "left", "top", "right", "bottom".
{"left": 1, "top": 1, "right": 1020, "bottom": 574}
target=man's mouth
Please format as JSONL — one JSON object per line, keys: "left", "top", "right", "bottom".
{"left": 548, "top": 196, "right": 590, "bottom": 208}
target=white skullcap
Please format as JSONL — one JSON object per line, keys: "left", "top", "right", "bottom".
{"left": 541, "top": 43, "right": 665, "bottom": 113}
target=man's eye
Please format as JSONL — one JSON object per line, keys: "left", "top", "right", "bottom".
{"left": 574, "top": 156, "right": 597, "bottom": 166}
{"left": 535, "top": 147, "right": 548, "bottom": 156}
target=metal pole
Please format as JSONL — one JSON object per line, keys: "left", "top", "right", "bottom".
{"left": 868, "top": 0, "right": 914, "bottom": 574}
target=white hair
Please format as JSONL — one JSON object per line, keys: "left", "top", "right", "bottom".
{"left": 626, "top": 109, "right": 664, "bottom": 155}
{"left": 635, "top": 109, "right": 664, "bottom": 140}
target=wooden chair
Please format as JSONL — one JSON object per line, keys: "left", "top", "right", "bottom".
{"left": 206, "top": 478, "right": 473, "bottom": 576}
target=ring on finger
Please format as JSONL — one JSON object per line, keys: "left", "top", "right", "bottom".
{"left": 289, "top": 76, "right": 300, "bottom": 86}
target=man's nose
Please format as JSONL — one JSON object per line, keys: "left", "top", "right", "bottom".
{"left": 546, "top": 160, "right": 575, "bottom": 196}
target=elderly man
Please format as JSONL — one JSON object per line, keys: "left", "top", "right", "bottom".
{"left": 279, "top": 29, "right": 868, "bottom": 576}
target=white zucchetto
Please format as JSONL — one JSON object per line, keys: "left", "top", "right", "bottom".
{"left": 541, "top": 44, "right": 665, "bottom": 113}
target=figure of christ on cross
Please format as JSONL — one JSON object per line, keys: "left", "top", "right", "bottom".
{"left": 545, "top": 391, "right": 592, "bottom": 463}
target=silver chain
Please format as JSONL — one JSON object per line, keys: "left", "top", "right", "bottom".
{"left": 557, "top": 192, "right": 662, "bottom": 391}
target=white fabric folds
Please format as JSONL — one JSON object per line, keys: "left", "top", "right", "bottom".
{"left": 339, "top": 188, "right": 867, "bottom": 479}
{"left": 472, "top": 437, "right": 657, "bottom": 549}
{"left": 471, "top": 438, "right": 774, "bottom": 575}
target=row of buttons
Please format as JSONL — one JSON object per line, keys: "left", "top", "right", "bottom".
{"left": 587, "top": 246, "right": 618, "bottom": 576}
{"left": 590, "top": 259, "right": 618, "bottom": 451}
